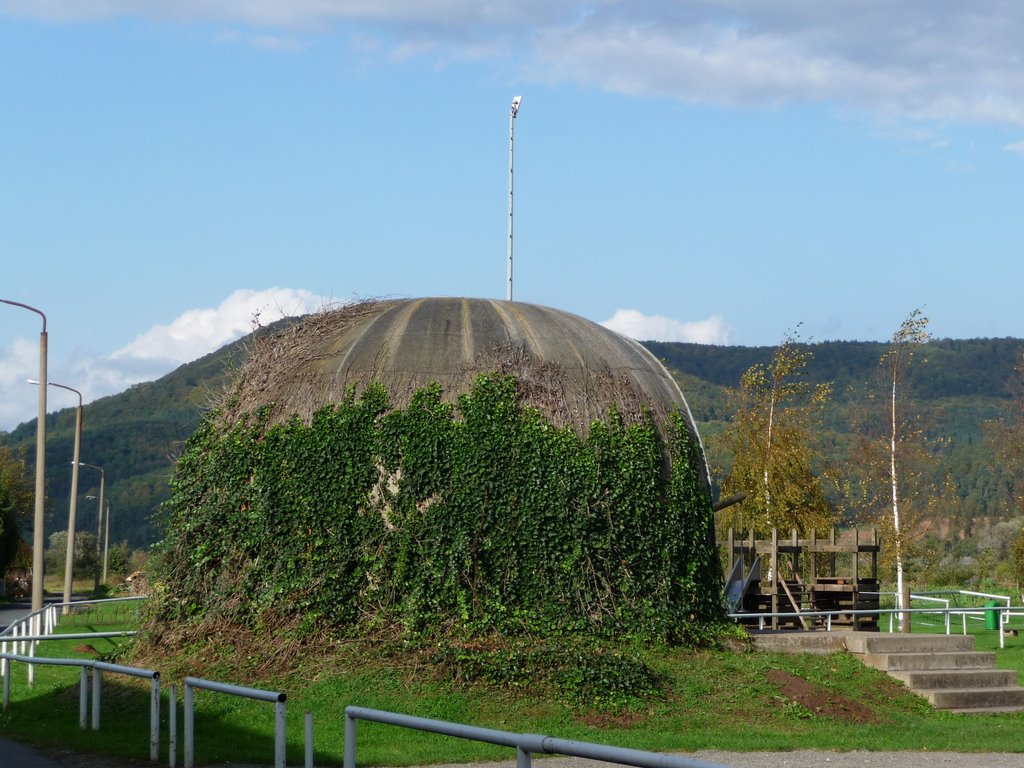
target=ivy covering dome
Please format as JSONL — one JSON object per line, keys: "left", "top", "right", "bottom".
{"left": 159, "top": 296, "right": 724, "bottom": 640}
{"left": 222, "top": 296, "right": 707, "bottom": 466}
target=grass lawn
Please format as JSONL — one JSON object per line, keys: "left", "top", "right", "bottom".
{"left": 3, "top": 604, "right": 1024, "bottom": 766}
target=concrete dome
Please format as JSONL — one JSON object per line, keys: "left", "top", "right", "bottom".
{"left": 224, "top": 297, "right": 705, "bottom": 464}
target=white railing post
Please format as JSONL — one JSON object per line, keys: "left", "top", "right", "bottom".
{"left": 184, "top": 682, "right": 194, "bottom": 768}
{"left": 150, "top": 676, "right": 161, "bottom": 761}
{"left": 79, "top": 666, "right": 89, "bottom": 729}
{"left": 274, "top": 700, "right": 287, "bottom": 768}
{"left": 27, "top": 625, "right": 35, "bottom": 688}
{"left": 169, "top": 684, "right": 177, "bottom": 768}
{"left": 92, "top": 667, "right": 102, "bottom": 730}
{"left": 344, "top": 709, "right": 356, "bottom": 768}
{"left": 305, "top": 711, "right": 313, "bottom": 768}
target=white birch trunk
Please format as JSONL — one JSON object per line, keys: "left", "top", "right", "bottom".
{"left": 891, "top": 364, "right": 904, "bottom": 629}
{"left": 764, "top": 392, "right": 775, "bottom": 525}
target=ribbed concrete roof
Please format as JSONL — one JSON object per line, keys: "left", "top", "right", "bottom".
{"left": 223, "top": 298, "right": 705, "bottom": 460}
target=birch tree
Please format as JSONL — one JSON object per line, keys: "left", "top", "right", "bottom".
{"left": 882, "top": 309, "right": 931, "bottom": 622}
{"left": 717, "top": 330, "right": 837, "bottom": 537}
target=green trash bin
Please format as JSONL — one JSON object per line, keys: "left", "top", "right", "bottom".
{"left": 984, "top": 600, "right": 1001, "bottom": 630}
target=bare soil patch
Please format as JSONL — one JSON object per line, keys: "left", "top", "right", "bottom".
{"left": 766, "top": 668, "right": 879, "bottom": 724}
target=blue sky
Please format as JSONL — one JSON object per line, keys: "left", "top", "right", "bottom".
{"left": 2, "top": 1, "right": 1023, "bottom": 430}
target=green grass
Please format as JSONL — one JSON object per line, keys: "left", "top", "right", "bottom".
{"left": 4, "top": 607, "right": 1024, "bottom": 766}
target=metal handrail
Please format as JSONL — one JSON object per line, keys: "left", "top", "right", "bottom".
{"left": 0, "top": 652, "right": 160, "bottom": 760}
{"left": 183, "top": 676, "right": 286, "bottom": 768}
{"left": 729, "top": 604, "right": 1019, "bottom": 647}
{"left": 1, "top": 596, "right": 146, "bottom": 686}
{"left": 343, "top": 706, "right": 729, "bottom": 768}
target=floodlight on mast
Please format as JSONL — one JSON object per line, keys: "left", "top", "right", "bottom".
{"left": 507, "top": 95, "right": 522, "bottom": 301}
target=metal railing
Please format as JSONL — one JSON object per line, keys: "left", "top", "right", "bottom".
{"left": 343, "top": 706, "right": 730, "bottom": 768}
{"left": 0, "top": 652, "right": 160, "bottom": 761}
{"left": 1, "top": 596, "right": 145, "bottom": 686}
{"left": 730, "top": 604, "right": 1021, "bottom": 648}
{"left": 183, "top": 676, "right": 287, "bottom": 768}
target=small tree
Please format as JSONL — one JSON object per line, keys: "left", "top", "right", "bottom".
{"left": 46, "top": 530, "right": 99, "bottom": 581}
{"left": 0, "top": 446, "right": 33, "bottom": 594}
{"left": 105, "top": 542, "right": 132, "bottom": 579}
{"left": 884, "top": 310, "right": 930, "bottom": 623}
{"left": 717, "top": 329, "right": 837, "bottom": 536}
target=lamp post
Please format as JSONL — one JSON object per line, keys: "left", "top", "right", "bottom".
{"left": 507, "top": 95, "right": 522, "bottom": 302}
{"left": 2, "top": 299, "right": 47, "bottom": 613}
{"left": 103, "top": 498, "right": 111, "bottom": 583}
{"left": 78, "top": 462, "right": 104, "bottom": 592}
{"left": 29, "top": 380, "right": 82, "bottom": 611}
{"left": 85, "top": 495, "right": 111, "bottom": 583}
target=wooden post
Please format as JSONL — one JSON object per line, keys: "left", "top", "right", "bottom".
{"left": 727, "top": 528, "right": 735, "bottom": 576}
{"left": 871, "top": 527, "right": 878, "bottom": 579}
{"left": 791, "top": 528, "right": 798, "bottom": 586}
{"left": 853, "top": 528, "right": 860, "bottom": 583}
{"left": 829, "top": 528, "right": 836, "bottom": 577}
{"left": 810, "top": 529, "right": 818, "bottom": 587}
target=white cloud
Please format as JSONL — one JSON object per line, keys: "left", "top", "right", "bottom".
{"left": 4, "top": 1, "right": 1024, "bottom": 126}
{"left": 601, "top": 309, "right": 732, "bottom": 345}
{"left": 0, "top": 337, "right": 46, "bottom": 432}
{"left": 0, "top": 287, "right": 327, "bottom": 432}
{"left": 111, "top": 287, "right": 323, "bottom": 365}
{"left": 1003, "top": 140, "right": 1024, "bottom": 156}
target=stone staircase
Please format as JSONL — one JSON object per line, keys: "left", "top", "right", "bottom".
{"left": 754, "top": 631, "right": 1024, "bottom": 714}
{"left": 846, "top": 633, "right": 1024, "bottom": 713}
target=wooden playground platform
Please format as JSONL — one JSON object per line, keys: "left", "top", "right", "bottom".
{"left": 724, "top": 527, "right": 881, "bottom": 631}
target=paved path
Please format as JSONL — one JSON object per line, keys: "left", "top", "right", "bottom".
{"left": 0, "top": 737, "right": 74, "bottom": 768}
{"left": 3, "top": 744, "right": 1023, "bottom": 768}
{"left": 0, "top": 599, "right": 33, "bottom": 632}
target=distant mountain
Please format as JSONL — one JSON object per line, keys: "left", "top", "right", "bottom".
{"left": 0, "top": 321, "right": 285, "bottom": 548}
{"left": 3, "top": 328, "right": 1022, "bottom": 549}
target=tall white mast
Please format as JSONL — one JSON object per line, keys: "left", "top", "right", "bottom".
{"left": 507, "top": 95, "right": 521, "bottom": 301}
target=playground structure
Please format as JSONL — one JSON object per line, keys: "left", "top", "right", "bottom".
{"left": 724, "top": 527, "right": 881, "bottom": 630}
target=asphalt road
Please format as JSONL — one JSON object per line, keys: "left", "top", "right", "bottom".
{"left": 0, "top": 598, "right": 33, "bottom": 632}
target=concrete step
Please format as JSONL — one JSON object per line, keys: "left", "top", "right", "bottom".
{"left": 750, "top": 632, "right": 849, "bottom": 655}
{"left": 923, "top": 686, "right": 1024, "bottom": 711}
{"left": 862, "top": 650, "right": 997, "bottom": 672}
{"left": 890, "top": 668, "right": 1018, "bottom": 690}
{"left": 948, "top": 704, "right": 1024, "bottom": 714}
{"left": 843, "top": 633, "right": 975, "bottom": 655}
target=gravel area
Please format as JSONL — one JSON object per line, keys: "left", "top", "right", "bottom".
{"left": 417, "top": 753, "right": 1024, "bottom": 768}
{"left": 29, "top": 751, "right": 1024, "bottom": 768}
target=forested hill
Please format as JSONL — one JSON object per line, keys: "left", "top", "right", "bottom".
{"left": 646, "top": 337, "right": 1024, "bottom": 402}
{"left": 2, "top": 332, "right": 1022, "bottom": 550}
{"left": 0, "top": 320, "right": 290, "bottom": 547}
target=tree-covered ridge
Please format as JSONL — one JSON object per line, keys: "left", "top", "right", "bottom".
{"left": 0, "top": 325, "right": 271, "bottom": 546}
{"left": 648, "top": 337, "right": 1024, "bottom": 401}
{"left": 2, "top": 331, "right": 1023, "bottom": 552}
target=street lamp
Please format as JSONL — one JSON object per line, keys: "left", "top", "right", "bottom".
{"left": 77, "top": 462, "right": 104, "bottom": 592}
{"left": 507, "top": 95, "right": 522, "bottom": 302}
{"left": 85, "top": 496, "right": 111, "bottom": 583}
{"left": 28, "top": 379, "right": 83, "bottom": 611}
{"left": 2, "top": 298, "right": 47, "bottom": 614}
